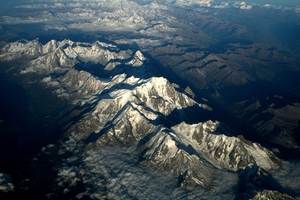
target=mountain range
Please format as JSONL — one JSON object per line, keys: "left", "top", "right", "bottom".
{"left": 0, "top": 0, "right": 300, "bottom": 199}
{"left": 0, "top": 39, "right": 298, "bottom": 199}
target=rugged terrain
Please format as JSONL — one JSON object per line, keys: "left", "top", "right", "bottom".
{"left": 0, "top": 38, "right": 297, "bottom": 199}
{"left": 0, "top": 0, "right": 300, "bottom": 199}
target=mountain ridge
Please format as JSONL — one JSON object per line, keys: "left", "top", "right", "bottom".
{"left": 0, "top": 38, "right": 296, "bottom": 199}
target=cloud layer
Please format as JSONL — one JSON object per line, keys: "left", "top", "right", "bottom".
{"left": 56, "top": 141, "right": 300, "bottom": 199}
{"left": 1, "top": 0, "right": 299, "bottom": 34}
{"left": 0, "top": 173, "right": 14, "bottom": 193}
{"left": 270, "top": 160, "right": 300, "bottom": 197}
{"left": 55, "top": 143, "right": 239, "bottom": 199}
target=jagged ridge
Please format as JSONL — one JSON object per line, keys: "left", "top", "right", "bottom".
{"left": 0, "top": 39, "right": 281, "bottom": 190}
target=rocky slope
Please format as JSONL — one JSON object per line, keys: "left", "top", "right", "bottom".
{"left": 1, "top": 0, "right": 300, "bottom": 198}
{"left": 149, "top": 40, "right": 300, "bottom": 153}
{"left": 0, "top": 39, "right": 291, "bottom": 199}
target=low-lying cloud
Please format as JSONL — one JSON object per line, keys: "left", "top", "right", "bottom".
{"left": 55, "top": 144, "right": 239, "bottom": 199}
{"left": 52, "top": 135, "right": 300, "bottom": 199}
{"left": 270, "top": 160, "right": 300, "bottom": 197}
{"left": 1, "top": 0, "right": 299, "bottom": 34}
{"left": 0, "top": 173, "right": 14, "bottom": 193}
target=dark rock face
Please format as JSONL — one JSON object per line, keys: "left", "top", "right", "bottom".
{"left": 149, "top": 39, "right": 300, "bottom": 152}
{"left": 237, "top": 165, "right": 297, "bottom": 200}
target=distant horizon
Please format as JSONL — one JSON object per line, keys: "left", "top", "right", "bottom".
{"left": 214, "top": 0, "right": 300, "bottom": 6}
{"left": 1, "top": 0, "right": 299, "bottom": 15}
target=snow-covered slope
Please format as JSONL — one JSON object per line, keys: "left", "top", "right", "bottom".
{"left": 0, "top": 39, "right": 138, "bottom": 75}
{"left": 64, "top": 73, "right": 209, "bottom": 143}
{"left": 0, "top": 39, "right": 282, "bottom": 193}
{"left": 171, "top": 122, "right": 279, "bottom": 171}
{"left": 138, "top": 121, "right": 280, "bottom": 187}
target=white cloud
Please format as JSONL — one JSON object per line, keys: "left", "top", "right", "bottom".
{"left": 263, "top": 4, "right": 271, "bottom": 7}
{"left": 174, "top": 0, "right": 215, "bottom": 7}
{"left": 41, "top": 76, "right": 52, "bottom": 83}
{"left": 54, "top": 145, "right": 238, "bottom": 199}
{"left": 233, "top": 1, "right": 253, "bottom": 10}
{"left": 213, "top": 2, "right": 230, "bottom": 9}
{"left": 270, "top": 160, "right": 300, "bottom": 197}
{"left": 240, "top": 4, "right": 252, "bottom": 10}
{"left": 2, "top": 0, "right": 300, "bottom": 35}
{"left": 48, "top": 110, "right": 298, "bottom": 199}
{"left": 0, "top": 173, "right": 14, "bottom": 193}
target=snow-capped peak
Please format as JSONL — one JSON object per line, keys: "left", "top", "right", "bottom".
{"left": 126, "top": 50, "right": 146, "bottom": 67}
{"left": 138, "top": 120, "right": 280, "bottom": 187}
{"left": 42, "top": 39, "right": 58, "bottom": 54}
{"left": 134, "top": 50, "right": 146, "bottom": 61}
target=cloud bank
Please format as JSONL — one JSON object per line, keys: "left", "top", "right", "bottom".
{"left": 270, "top": 160, "right": 300, "bottom": 197}
{"left": 55, "top": 144, "right": 239, "bottom": 199}
{"left": 54, "top": 136, "right": 299, "bottom": 199}
{"left": 1, "top": 0, "right": 299, "bottom": 34}
{"left": 0, "top": 173, "right": 14, "bottom": 193}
